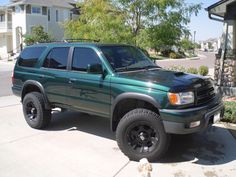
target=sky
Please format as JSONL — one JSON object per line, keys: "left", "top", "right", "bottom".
{"left": 0, "top": 0, "right": 223, "bottom": 42}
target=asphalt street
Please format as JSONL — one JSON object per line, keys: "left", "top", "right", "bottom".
{"left": 156, "top": 51, "right": 216, "bottom": 69}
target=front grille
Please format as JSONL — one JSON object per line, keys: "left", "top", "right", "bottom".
{"left": 195, "top": 81, "right": 215, "bottom": 106}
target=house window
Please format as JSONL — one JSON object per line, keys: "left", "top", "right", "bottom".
{"left": 56, "top": 10, "right": 59, "bottom": 22}
{"left": 48, "top": 8, "right": 50, "bottom": 21}
{"left": 0, "top": 14, "right": 5, "bottom": 22}
{"left": 32, "top": 6, "right": 41, "bottom": 14}
{"left": 15, "top": 6, "right": 21, "bottom": 13}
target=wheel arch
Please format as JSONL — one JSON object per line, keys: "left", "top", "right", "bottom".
{"left": 21, "top": 80, "right": 51, "bottom": 109}
{"left": 111, "top": 92, "right": 161, "bottom": 131}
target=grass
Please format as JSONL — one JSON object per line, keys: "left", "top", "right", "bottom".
{"left": 222, "top": 101, "right": 236, "bottom": 124}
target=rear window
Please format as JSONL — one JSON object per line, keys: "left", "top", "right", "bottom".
{"left": 43, "top": 47, "right": 69, "bottom": 70}
{"left": 18, "top": 47, "right": 46, "bottom": 67}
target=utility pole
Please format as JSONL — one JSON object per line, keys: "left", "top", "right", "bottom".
{"left": 193, "top": 31, "right": 196, "bottom": 54}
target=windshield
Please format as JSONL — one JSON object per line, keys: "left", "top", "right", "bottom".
{"left": 99, "top": 46, "right": 159, "bottom": 72}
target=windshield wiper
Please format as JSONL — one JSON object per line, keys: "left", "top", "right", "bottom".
{"left": 143, "top": 65, "right": 161, "bottom": 69}
{"left": 114, "top": 67, "right": 143, "bottom": 72}
{"left": 114, "top": 65, "right": 161, "bottom": 72}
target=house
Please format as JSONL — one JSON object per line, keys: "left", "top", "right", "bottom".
{"left": 199, "top": 38, "right": 221, "bottom": 52}
{"left": 207, "top": 0, "right": 236, "bottom": 95}
{"left": 0, "top": 6, "right": 13, "bottom": 59}
{"left": 0, "top": 0, "right": 79, "bottom": 59}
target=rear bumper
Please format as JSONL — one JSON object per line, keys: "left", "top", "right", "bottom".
{"left": 160, "top": 101, "right": 224, "bottom": 134}
{"left": 12, "top": 86, "right": 21, "bottom": 97}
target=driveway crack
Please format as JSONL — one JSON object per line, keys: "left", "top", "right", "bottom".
{"left": 113, "top": 160, "right": 130, "bottom": 177}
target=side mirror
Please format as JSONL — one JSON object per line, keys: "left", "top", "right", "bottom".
{"left": 87, "top": 63, "right": 104, "bottom": 74}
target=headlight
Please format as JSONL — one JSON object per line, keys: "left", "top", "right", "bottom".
{"left": 168, "top": 91, "right": 194, "bottom": 105}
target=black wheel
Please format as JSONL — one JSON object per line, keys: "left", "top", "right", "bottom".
{"left": 116, "top": 108, "right": 170, "bottom": 161}
{"left": 23, "top": 92, "right": 51, "bottom": 129}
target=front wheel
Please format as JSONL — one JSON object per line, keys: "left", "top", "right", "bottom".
{"left": 116, "top": 108, "right": 170, "bottom": 161}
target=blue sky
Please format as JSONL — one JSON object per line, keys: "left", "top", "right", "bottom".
{"left": 0, "top": 0, "right": 222, "bottom": 42}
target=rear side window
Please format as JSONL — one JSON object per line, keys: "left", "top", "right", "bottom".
{"left": 18, "top": 47, "right": 46, "bottom": 67}
{"left": 43, "top": 47, "right": 69, "bottom": 70}
{"left": 72, "top": 47, "right": 101, "bottom": 72}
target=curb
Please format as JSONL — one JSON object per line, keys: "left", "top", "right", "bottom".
{"left": 156, "top": 56, "right": 200, "bottom": 62}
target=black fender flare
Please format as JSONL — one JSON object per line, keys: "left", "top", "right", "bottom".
{"left": 21, "top": 80, "right": 51, "bottom": 109}
{"left": 111, "top": 92, "right": 161, "bottom": 131}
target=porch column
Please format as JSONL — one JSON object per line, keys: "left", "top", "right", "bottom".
{"left": 215, "top": 20, "right": 236, "bottom": 87}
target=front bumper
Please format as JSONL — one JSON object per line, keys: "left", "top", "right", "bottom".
{"left": 160, "top": 101, "right": 224, "bottom": 134}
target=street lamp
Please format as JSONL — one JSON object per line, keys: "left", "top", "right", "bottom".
{"left": 193, "top": 31, "right": 196, "bottom": 54}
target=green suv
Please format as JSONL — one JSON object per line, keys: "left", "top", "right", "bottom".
{"left": 12, "top": 42, "right": 224, "bottom": 161}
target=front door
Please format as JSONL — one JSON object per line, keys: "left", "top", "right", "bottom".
{"left": 67, "top": 47, "right": 111, "bottom": 118}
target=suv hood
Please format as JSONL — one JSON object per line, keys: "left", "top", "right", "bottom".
{"left": 117, "top": 69, "right": 209, "bottom": 92}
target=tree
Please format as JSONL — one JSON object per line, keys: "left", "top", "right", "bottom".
{"left": 208, "top": 42, "right": 213, "bottom": 49}
{"left": 64, "top": 0, "right": 201, "bottom": 50}
{"left": 64, "top": 0, "right": 132, "bottom": 43}
{"left": 24, "top": 26, "right": 52, "bottom": 45}
{"left": 180, "top": 38, "right": 195, "bottom": 51}
{"left": 115, "top": 0, "right": 201, "bottom": 47}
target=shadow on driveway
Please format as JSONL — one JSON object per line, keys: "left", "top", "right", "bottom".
{"left": 46, "top": 111, "right": 236, "bottom": 166}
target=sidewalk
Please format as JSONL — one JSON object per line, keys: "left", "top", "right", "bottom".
{"left": 0, "top": 95, "right": 236, "bottom": 177}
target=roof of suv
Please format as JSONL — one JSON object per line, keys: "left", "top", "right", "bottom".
{"left": 30, "top": 42, "right": 133, "bottom": 48}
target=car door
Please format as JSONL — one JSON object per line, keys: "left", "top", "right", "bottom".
{"left": 40, "top": 47, "right": 70, "bottom": 106}
{"left": 67, "top": 47, "right": 111, "bottom": 118}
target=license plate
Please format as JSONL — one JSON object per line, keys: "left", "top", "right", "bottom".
{"left": 214, "top": 112, "right": 221, "bottom": 123}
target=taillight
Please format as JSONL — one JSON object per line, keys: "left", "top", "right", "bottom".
{"left": 11, "top": 71, "right": 14, "bottom": 84}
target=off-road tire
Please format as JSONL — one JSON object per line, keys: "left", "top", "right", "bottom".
{"left": 116, "top": 108, "right": 170, "bottom": 162}
{"left": 23, "top": 92, "right": 51, "bottom": 129}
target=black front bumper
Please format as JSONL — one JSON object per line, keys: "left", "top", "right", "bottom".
{"left": 160, "top": 101, "right": 224, "bottom": 134}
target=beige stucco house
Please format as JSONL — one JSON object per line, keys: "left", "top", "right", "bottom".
{"left": 0, "top": 0, "right": 78, "bottom": 60}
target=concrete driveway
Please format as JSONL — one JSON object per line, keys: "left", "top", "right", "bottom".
{"left": 0, "top": 96, "right": 236, "bottom": 177}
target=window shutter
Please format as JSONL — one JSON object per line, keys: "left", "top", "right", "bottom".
{"left": 42, "top": 7, "right": 47, "bottom": 15}
{"left": 26, "top": 5, "right": 31, "bottom": 14}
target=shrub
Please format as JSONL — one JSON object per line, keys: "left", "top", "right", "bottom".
{"left": 167, "top": 66, "right": 186, "bottom": 72}
{"left": 198, "top": 66, "right": 209, "bottom": 76}
{"left": 222, "top": 101, "right": 236, "bottom": 123}
{"left": 24, "top": 25, "right": 52, "bottom": 45}
{"left": 169, "top": 52, "right": 177, "bottom": 59}
{"left": 186, "top": 67, "right": 198, "bottom": 74}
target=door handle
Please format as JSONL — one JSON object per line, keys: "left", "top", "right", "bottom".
{"left": 38, "top": 75, "right": 45, "bottom": 79}
{"left": 69, "top": 78, "right": 77, "bottom": 84}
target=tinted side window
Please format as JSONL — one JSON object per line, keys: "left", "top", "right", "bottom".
{"left": 18, "top": 47, "right": 46, "bottom": 67}
{"left": 72, "top": 48, "right": 101, "bottom": 72}
{"left": 43, "top": 47, "right": 69, "bottom": 70}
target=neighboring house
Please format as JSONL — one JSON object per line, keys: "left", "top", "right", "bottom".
{"left": 0, "top": 0, "right": 79, "bottom": 59}
{"left": 200, "top": 38, "right": 221, "bottom": 52}
{"left": 207, "top": 0, "right": 236, "bottom": 95}
{"left": 0, "top": 6, "right": 13, "bottom": 59}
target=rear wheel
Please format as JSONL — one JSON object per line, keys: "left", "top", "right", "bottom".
{"left": 23, "top": 92, "right": 51, "bottom": 129}
{"left": 116, "top": 108, "right": 170, "bottom": 161}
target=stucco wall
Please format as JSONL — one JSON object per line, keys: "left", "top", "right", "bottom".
{"left": 0, "top": 34, "right": 8, "bottom": 59}
{"left": 48, "top": 7, "right": 70, "bottom": 40}
{"left": 26, "top": 14, "right": 48, "bottom": 34}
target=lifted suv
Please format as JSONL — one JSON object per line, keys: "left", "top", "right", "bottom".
{"left": 12, "top": 42, "right": 224, "bottom": 161}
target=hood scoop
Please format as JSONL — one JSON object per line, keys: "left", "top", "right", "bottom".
{"left": 174, "top": 72, "right": 185, "bottom": 77}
